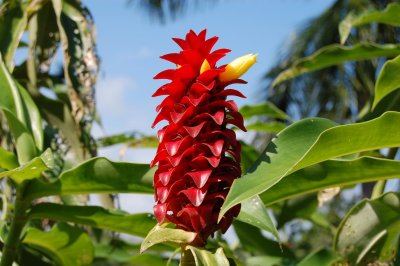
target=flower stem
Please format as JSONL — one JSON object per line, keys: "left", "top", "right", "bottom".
{"left": 0, "top": 185, "right": 29, "bottom": 266}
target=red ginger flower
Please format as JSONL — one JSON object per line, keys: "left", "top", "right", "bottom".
{"left": 151, "top": 29, "right": 256, "bottom": 246}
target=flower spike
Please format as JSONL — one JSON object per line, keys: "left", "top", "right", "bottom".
{"left": 152, "top": 29, "right": 255, "bottom": 246}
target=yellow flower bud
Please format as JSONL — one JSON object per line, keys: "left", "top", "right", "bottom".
{"left": 199, "top": 59, "right": 211, "bottom": 74}
{"left": 219, "top": 53, "right": 257, "bottom": 82}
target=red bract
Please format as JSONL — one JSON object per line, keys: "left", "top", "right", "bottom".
{"left": 151, "top": 29, "right": 249, "bottom": 246}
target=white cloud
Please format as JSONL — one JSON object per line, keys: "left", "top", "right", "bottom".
{"left": 96, "top": 76, "right": 136, "bottom": 116}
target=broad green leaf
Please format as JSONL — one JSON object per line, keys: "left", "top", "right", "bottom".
{"left": 24, "top": 157, "right": 153, "bottom": 201}
{"left": 334, "top": 193, "right": 400, "bottom": 264}
{"left": 0, "top": 147, "right": 18, "bottom": 170}
{"left": 29, "top": 203, "right": 156, "bottom": 238}
{"left": 373, "top": 54, "right": 400, "bottom": 109}
{"left": 0, "top": 148, "right": 53, "bottom": 184}
{"left": 297, "top": 248, "right": 336, "bottom": 266}
{"left": 236, "top": 196, "right": 279, "bottom": 241}
{"left": 260, "top": 157, "right": 400, "bottom": 206}
{"left": 182, "top": 246, "right": 229, "bottom": 266}
{"left": 246, "top": 122, "right": 287, "bottom": 133}
{"left": 272, "top": 43, "right": 400, "bottom": 86}
{"left": 23, "top": 223, "right": 94, "bottom": 266}
{"left": 140, "top": 224, "right": 196, "bottom": 253}
{"left": 339, "top": 3, "right": 400, "bottom": 44}
{"left": 220, "top": 112, "right": 400, "bottom": 219}
{"left": 240, "top": 102, "right": 290, "bottom": 120}
{"left": 0, "top": 2, "right": 28, "bottom": 70}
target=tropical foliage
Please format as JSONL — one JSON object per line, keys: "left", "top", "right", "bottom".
{"left": 0, "top": 0, "right": 398, "bottom": 265}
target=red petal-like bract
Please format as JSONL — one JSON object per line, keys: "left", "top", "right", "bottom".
{"left": 151, "top": 29, "right": 246, "bottom": 246}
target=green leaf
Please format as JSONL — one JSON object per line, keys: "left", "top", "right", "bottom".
{"left": 0, "top": 54, "right": 40, "bottom": 163}
{"left": 24, "top": 157, "right": 153, "bottom": 201}
{"left": 22, "top": 223, "right": 94, "bottom": 266}
{"left": 182, "top": 246, "right": 230, "bottom": 266}
{"left": 96, "top": 131, "right": 158, "bottom": 148}
{"left": 240, "top": 141, "right": 260, "bottom": 173}
{"left": 0, "top": 2, "right": 28, "bottom": 70}
{"left": 334, "top": 193, "right": 400, "bottom": 264}
{"left": 18, "top": 84, "right": 43, "bottom": 151}
{"left": 373, "top": 54, "right": 400, "bottom": 109}
{"left": 246, "top": 122, "right": 287, "bottom": 133}
{"left": 339, "top": 3, "right": 400, "bottom": 44}
{"left": 236, "top": 196, "right": 279, "bottom": 241}
{"left": 0, "top": 147, "right": 18, "bottom": 170}
{"left": 220, "top": 112, "right": 400, "bottom": 219}
{"left": 0, "top": 149, "right": 53, "bottom": 183}
{"left": 272, "top": 43, "right": 400, "bottom": 86}
{"left": 240, "top": 102, "right": 290, "bottom": 120}
{"left": 140, "top": 224, "right": 196, "bottom": 253}
{"left": 260, "top": 157, "right": 400, "bottom": 206}
{"left": 297, "top": 248, "right": 336, "bottom": 266}
{"left": 2, "top": 109, "right": 37, "bottom": 165}
{"left": 246, "top": 256, "right": 284, "bottom": 266}
{"left": 29, "top": 203, "right": 156, "bottom": 238}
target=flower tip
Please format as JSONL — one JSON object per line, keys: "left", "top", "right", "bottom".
{"left": 219, "top": 53, "right": 257, "bottom": 83}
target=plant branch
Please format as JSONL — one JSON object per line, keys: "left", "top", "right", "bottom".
{"left": 0, "top": 183, "right": 29, "bottom": 266}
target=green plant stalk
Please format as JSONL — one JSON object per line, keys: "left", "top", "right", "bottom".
{"left": 371, "top": 147, "right": 399, "bottom": 199}
{"left": 0, "top": 184, "right": 29, "bottom": 266}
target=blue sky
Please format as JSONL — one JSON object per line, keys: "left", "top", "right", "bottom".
{"left": 85, "top": 0, "right": 336, "bottom": 214}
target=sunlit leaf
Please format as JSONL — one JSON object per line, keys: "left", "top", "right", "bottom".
{"left": 0, "top": 149, "right": 53, "bottom": 184}
{"left": 140, "top": 224, "right": 196, "bottom": 253}
{"left": 182, "top": 246, "right": 230, "bottom": 266}
{"left": 22, "top": 223, "right": 93, "bottom": 266}
{"left": 220, "top": 112, "right": 400, "bottom": 219}
{"left": 30, "top": 203, "right": 156, "bottom": 238}
{"left": 339, "top": 3, "right": 400, "bottom": 44}
{"left": 260, "top": 157, "right": 400, "bottom": 206}
{"left": 373, "top": 54, "right": 400, "bottom": 109}
{"left": 24, "top": 157, "right": 153, "bottom": 201}
{"left": 334, "top": 192, "right": 400, "bottom": 264}
{"left": 272, "top": 43, "right": 400, "bottom": 86}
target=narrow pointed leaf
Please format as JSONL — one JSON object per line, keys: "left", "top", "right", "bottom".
{"left": 24, "top": 157, "right": 153, "bottom": 201}
{"left": 22, "top": 223, "right": 94, "bottom": 266}
{"left": 220, "top": 112, "right": 400, "bottom": 219}
{"left": 272, "top": 43, "right": 400, "bottom": 86}
{"left": 29, "top": 203, "right": 156, "bottom": 238}
{"left": 237, "top": 196, "right": 279, "bottom": 241}
{"left": 260, "top": 157, "right": 400, "bottom": 205}
{"left": 373, "top": 55, "right": 400, "bottom": 109}
{"left": 339, "top": 3, "right": 400, "bottom": 44}
{"left": 140, "top": 224, "right": 196, "bottom": 253}
{"left": 0, "top": 2, "right": 28, "bottom": 69}
{"left": 334, "top": 193, "right": 400, "bottom": 264}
